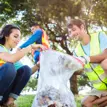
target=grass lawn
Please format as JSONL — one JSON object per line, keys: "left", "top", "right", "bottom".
{"left": 16, "top": 95, "right": 35, "bottom": 107}
{"left": 16, "top": 95, "right": 83, "bottom": 107}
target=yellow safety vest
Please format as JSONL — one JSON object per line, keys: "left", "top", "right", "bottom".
{"left": 75, "top": 32, "right": 107, "bottom": 90}
{"left": 34, "top": 29, "right": 50, "bottom": 48}
{"left": 32, "top": 29, "right": 50, "bottom": 55}
{"left": 0, "top": 44, "right": 8, "bottom": 66}
{"left": 41, "top": 29, "right": 50, "bottom": 48}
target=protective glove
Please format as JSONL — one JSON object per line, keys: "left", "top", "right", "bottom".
{"left": 77, "top": 55, "right": 90, "bottom": 64}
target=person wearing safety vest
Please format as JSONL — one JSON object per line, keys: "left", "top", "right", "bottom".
{"left": 19, "top": 23, "right": 50, "bottom": 63}
{"left": 19, "top": 23, "right": 50, "bottom": 78}
{"left": 67, "top": 19, "right": 107, "bottom": 107}
{"left": 0, "top": 24, "right": 45, "bottom": 107}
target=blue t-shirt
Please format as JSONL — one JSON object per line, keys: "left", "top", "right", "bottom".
{"left": 20, "top": 29, "right": 43, "bottom": 49}
{"left": 82, "top": 32, "right": 107, "bottom": 56}
{"left": 0, "top": 45, "right": 23, "bottom": 70}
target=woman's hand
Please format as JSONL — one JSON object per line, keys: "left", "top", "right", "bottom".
{"left": 31, "top": 44, "right": 48, "bottom": 51}
{"left": 31, "top": 61, "right": 40, "bottom": 74}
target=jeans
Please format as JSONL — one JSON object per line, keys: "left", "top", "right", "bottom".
{"left": 34, "top": 51, "right": 40, "bottom": 63}
{"left": 0, "top": 62, "right": 32, "bottom": 105}
{"left": 34, "top": 51, "right": 40, "bottom": 78}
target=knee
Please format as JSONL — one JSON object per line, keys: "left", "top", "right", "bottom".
{"left": 101, "top": 59, "right": 107, "bottom": 70}
{"left": 3, "top": 62, "right": 16, "bottom": 81}
{"left": 81, "top": 97, "right": 92, "bottom": 107}
{"left": 5, "top": 62, "right": 16, "bottom": 76}
{"left": 81, "top": 99, "right": 86, "bottom": 107}
{"left": 20, "top": 65, "right": 32, "bottom": 77}
{"left": 81, "top": 101, "right": 92, "bottom": 107}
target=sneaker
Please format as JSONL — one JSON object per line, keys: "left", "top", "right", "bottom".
{"left": 3, "top": 103, "right": 17, "bottom": 107}
{"left": 0, "top": 105, "right": 6, "bottom": 107}
{"left": 48, "top": 104, "right": 56, "bottom": 107}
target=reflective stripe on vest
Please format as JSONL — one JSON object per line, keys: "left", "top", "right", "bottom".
{"left": 75, "top": 32, "right": 107, "bottom": 90}
{"left": 41, "top": 29, "right": 50, "bottom": 48}
{"left": 84, "top": 63, "right": 98, "bottom": 72}
{"left": 91, "top": 73, "right": 107, "bottom": 84}
{"left": 31, "top": 29, "right": 50, "bottom": 55}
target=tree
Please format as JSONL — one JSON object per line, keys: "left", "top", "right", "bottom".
{"left": 0, "top": 0, "right": 107, "bottom": 94}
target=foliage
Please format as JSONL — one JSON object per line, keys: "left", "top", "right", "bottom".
{"left": 0, "top": 0, "right": 107, "bottom": 53}
{"left": 0, "top": 0, "right": 107, "bottom": 94}
{"left": 16, "top": 95, "right": 35, "bottom": 107}
{"left": 0, "top": 0, "right": 107, "bottom": 52}
{"left": 77, "top": 74, "right": 93, "bottom": 88}
{"left": 23, "top": 77, "right": 38, "bottom": 91}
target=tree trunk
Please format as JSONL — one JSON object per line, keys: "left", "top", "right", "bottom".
{"left": 70, "top": 74, "right": 78, "bottom": 94}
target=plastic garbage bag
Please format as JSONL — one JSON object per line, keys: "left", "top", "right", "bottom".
{"left": 32, "top": 50, "right": 84, "bottom": 107}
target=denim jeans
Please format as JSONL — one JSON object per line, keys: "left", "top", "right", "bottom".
{"left": 34, "top": 51, "right": 40, "bottom": 63}
{"left": 34, "top": 51, "right": 40, "bottom": 79}
{"left": 0, "top": 62, "right": 32, "bottom": 105}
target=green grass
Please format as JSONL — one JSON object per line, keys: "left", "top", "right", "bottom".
{"left": 75, "top": 95, "right": 84, "bottom": 107}
{"left": 16, "top": 95, "right": 35, "bottom": 107}
{"left": 16, "top": 95, "right": 83, "bottom": 107}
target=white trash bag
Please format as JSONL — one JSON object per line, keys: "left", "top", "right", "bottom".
{"left": 32, "top": 50, "right": 84, "bottom": 107}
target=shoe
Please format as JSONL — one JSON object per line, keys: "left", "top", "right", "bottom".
{"left": 0, "top": 105, "right": 6, "bottom": 107}
{"left": 48, "top": 104, "right": 56, "bottom": 107}
{"left": 3, "top": 103, "right": 17, "bottom": 107}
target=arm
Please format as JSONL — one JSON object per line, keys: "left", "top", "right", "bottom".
{"left": 90, "top": 32, "right": 107, "bottom": 63}
{"left": 92, "top": 96, "right": 107, "bottom": 107}
{"left": 74, "top": 49, "right": 107, "bottom": 75}
{"left": 0, "top": 45, "right": 32, "bottom": 63}
{"left": 79, "top": 49, "right": 107, "bottom": 64}
{"left": 90, "top": 49, "right": 107, "bottom": 63}
{"left": 20, "top": 29, "right": 42, "bottom": 49}
{"left": 31, "top": 62, "right": 40, "bottom": 74}
{"left": 0, "top": 44, "right": 45, "bottom": 63}
{"left": 74, "top": 51, "right": 107, "bottom": 75}
{"left": 83, "top": 32, "right": 107, "bottom": 63}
